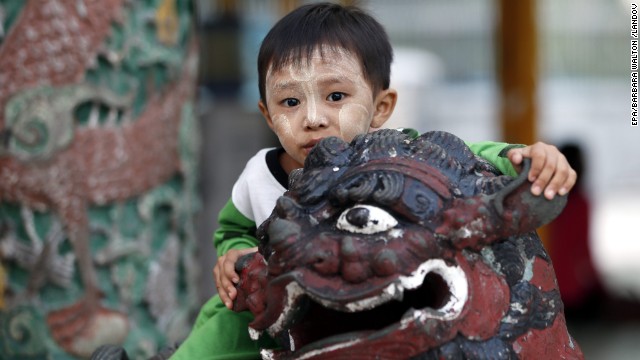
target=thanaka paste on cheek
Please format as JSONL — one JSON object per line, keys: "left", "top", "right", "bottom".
{"left": 339, "top": 103, "right": 370, "bottom": 141}
{"left": 272, "top": 114, "right": 293, "bottom": 137}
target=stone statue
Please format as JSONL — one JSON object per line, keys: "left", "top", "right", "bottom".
{"left": 233, "top": 129, "right": 584, "bottom": 359}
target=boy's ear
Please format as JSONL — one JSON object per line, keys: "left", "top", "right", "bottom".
{"left": 370, "top": 88, "right": 398, "bottom": 129}
{"left": 258, "top": 100, "right": 275, "bottom": 131}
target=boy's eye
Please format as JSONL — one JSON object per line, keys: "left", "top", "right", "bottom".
{"left": 283, "top": 98, "right": 300, "bottom": 107}
{"left": 327, "top": 92, "right": 345, "bottom": 102}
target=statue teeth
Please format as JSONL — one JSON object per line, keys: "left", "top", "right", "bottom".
{"left": 260, "top": 349, "right": 275, "bottom": 360}
{"left": 249, "top": 327, "right": 263, "bottom": 340}
{"left": 289, "top": 330, "right": 296, "bottom": 351}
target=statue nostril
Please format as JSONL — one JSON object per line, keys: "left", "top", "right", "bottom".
{"left": 309, "top": 250, "right": 339, "bottom": 275}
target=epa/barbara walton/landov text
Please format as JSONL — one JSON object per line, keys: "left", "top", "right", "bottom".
{"left": 631, "top": 2, "right": 638, "bottom": 126}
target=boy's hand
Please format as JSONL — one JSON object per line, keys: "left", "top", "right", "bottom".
{"left": 507, "top": 142, "right": 577, "bottom": 200}
{"left": 213, "top": 247, "right": 258, "bottom": 309}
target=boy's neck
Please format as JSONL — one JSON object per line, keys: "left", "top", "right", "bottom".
{"left": 279, "top": 151, "right": 303, "bottom": 175}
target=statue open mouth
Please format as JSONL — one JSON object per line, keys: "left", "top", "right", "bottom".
{"left": 254, "top": 259, "right": 468, "bottom": 360}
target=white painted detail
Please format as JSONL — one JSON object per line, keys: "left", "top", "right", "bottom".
{"left": 389, "top": 229, "right": 404, "bottom": 238}
{"left": 454, "top": 218, "right": 483, "bottom": 239}
{"left": 260, "top": 349, "right": 275, "bottom": 360}
{"left": 295, "top": 339, "right": 363, "bottom": 360}
{"left": 523, "top": 256, "right": 534, "bottom": 281}
{"left": 510, "top": 302, "right": 527, "bottom": 314}
{"left": 263, "top": 259, "right": 468, "bottom": 354}
{"left": 267, "top": 282, "right": 306, "bottom": 336}
{"left": 336, "top": 205, "right": 398, "bottom": 235}
{"left": 278, "top": 259, "right": 468, "bottom": 360}
{"left": 289, "top": 330, "right": 296, "bottom": 352}
{"left": 306, "top": 259, "right": 468, "bottom": 317}
{"left": 394, "top": 260, "right": 468, "bottom": 328}
{"left": 249, "top": 327, "right": 263, "bottom": 341}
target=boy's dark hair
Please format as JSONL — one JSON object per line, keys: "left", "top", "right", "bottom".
{"left": 258, "top": 2, "right": 393, "bottom": 105}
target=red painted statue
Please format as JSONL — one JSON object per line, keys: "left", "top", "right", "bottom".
{"left": 233, "top": 129, "right": 584, "bottom": 359}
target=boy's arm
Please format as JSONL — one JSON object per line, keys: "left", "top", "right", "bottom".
{"left": 213, "top": 199, "right": 260, "bottom": 308}
{"left": 468, "top": 140, "right": 576, "bottom": 199}
{"left": 466, "top": 141, "right": 524, "bottom": 177}
{"left": 214, "top": 199, "right": 259, "bottom": 257}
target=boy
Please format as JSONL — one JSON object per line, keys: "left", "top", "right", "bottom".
{"left": 172, "top": 3, "right": 575, "bottom": 359}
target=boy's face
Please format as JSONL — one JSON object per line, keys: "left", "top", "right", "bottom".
{"left": 260, "top": 47, "right": 396, "bottom": 170}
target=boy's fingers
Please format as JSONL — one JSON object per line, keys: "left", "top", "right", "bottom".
{"left": 543, "top": 160, "right": 569, "bottom": 200}
{"left": 526, "top": 144, "right": 548, "bottom": 184}
{"left": 219, "top": 273, "right": 235, "bottom": 308}
{"left": 532, "top": 150, "right": 558, "bottom": 198}
{"left": 507, "top": 148, "right": 525, "bottom": 166}
{"left": 532, "top": 165, "right": 553, "bottom": 197}
{"left": 214, "top": 247, "right": 258, "bottom": 310}
{"left": 227, "top": 286, "right": 238, "bottom": 301}
{"left": 560, "top": 168, "right": 578, "bottom": 196}
{"left": 213, "top": 258, "right": 224, "bottom": 287}
{"left": 218, "top": 285, "right": 233, "bottom": 309}
{"left": 223, "top": 260, "right": 239, "bottom": 285}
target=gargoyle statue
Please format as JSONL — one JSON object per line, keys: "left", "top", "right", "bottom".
{"left": 233, "top": 129, "right": 584, "bottom": 360}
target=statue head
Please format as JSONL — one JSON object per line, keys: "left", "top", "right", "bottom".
{"left": 234, "top": 129, "right": 583, "bottom": 359}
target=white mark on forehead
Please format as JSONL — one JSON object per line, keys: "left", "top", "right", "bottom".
{"left": 267, "top": 47, "right": 367, "bottom": 89}
{"left": 289, "top": 62, "right": 313, "bottom": 82}
{"left": 287, "top": 64, "right": 319, "bottom": 125}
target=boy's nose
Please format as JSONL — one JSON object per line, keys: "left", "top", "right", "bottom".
{"left": 303, "top": 115, "right": 329, "bottom": 129}
{"left": 303, "top": 102, "right": 329, "bottom": 129}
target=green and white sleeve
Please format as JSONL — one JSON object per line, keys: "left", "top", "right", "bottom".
{"left": 213, "top": 199, "right": 259, "bottom": 257}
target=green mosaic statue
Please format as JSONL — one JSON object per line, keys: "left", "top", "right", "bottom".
{"left": 0, "top": 0, "right": 200, "bottom": 358}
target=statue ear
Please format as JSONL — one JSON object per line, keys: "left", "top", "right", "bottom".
{"left": 438, "top": 158, "right": 568, "bottom": 249}
{"left": 487, "top": 158, "right": 568, "bottom": 232}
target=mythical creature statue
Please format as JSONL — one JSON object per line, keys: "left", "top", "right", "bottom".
{"left": 233, "top": 129, "right": 584, "bottom": 359}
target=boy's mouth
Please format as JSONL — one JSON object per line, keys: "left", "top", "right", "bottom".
{"left": 302, "top": 139, "right": 323, "bottom": 153}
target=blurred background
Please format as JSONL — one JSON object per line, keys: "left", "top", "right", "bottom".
{"left": 194, "top": 0, "right": 640, "bottom": 358}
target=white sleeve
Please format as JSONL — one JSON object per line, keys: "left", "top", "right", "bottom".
{"left": 231, "top": 148, "right": 287, "bottom": 225}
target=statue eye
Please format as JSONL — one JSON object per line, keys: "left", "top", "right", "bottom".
{"left": 336, "top": 205, "right": 398, "bottom": 234}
